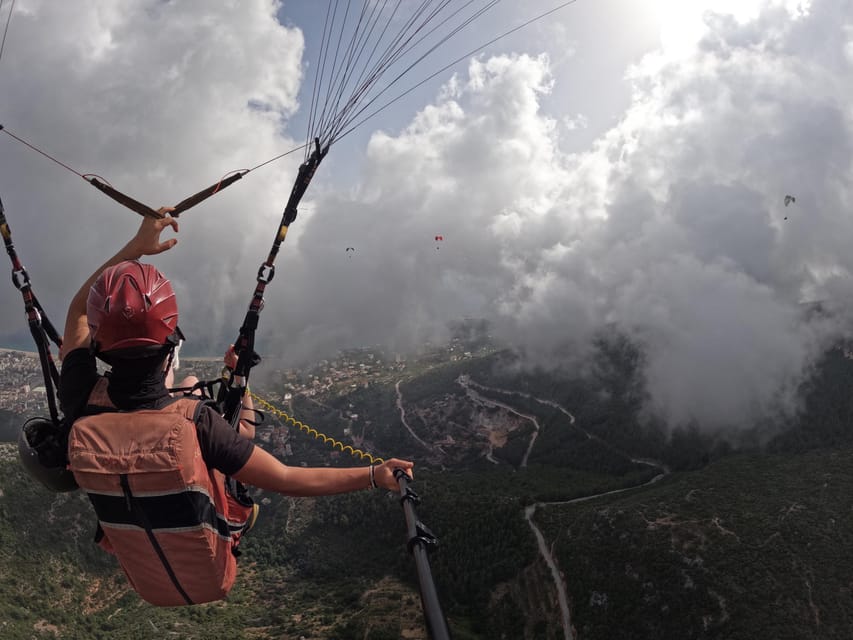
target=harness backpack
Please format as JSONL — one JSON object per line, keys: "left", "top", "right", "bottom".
{"left": 67, "top": 378, "right": 252, "bottom": 606}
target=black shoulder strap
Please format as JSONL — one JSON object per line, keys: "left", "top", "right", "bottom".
{"left": 191, "top": 398, "right": 217, "bottom": 425}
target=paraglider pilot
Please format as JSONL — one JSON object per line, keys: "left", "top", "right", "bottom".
{"left": 42, "top": 209, "right": 413, "bottom": 606}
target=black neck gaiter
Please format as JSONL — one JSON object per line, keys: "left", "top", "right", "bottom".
{"left": 105, "top": 360, "right": 171, "bottom": 410}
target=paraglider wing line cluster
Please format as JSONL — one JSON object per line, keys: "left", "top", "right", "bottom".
{"left": 304, "top": 0, "right": 582, "bottom": 153}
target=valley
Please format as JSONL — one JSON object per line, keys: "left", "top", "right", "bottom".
{"left": 0, "top": 336, "right": 852, "bottom": 638}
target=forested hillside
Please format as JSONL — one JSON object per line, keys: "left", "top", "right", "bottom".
{"left": 1, "top": 338, "right": 853, "bottom": 638}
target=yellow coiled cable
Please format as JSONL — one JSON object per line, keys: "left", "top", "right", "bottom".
{"left": 249, "top": 391, "right": 385, "bottom": 465}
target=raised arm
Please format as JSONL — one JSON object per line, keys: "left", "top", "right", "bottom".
{"left": 233, "top": 447, "right": 414, "bottom": 497}
{"left": 60, "top": 210, "right": 179, "bottom": 358}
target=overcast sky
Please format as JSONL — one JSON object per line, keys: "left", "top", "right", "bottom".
{"left": 1, "top": 0, "right": 851, "bottom": 431}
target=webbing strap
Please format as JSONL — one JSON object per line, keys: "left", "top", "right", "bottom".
{"left": 27, "top": 291, "right": 62, "bottom": 345}
{"left": 31, "top": 323, "right": 60, "bottom": 423}
{"left": 171, "top": 172, "right": 247, "bottom": 216}
{"left": 119, "top": 474, "right": 194, "bottom": 606}
{"left": 0, "top": 195, "right": 62, "bottom": 423}
{"left": 86, "top": 178, "right": 163, "bottom": 219}
{"left": 87, "top": 170, "right": 248, "bottom": 220}
{"left": 218, "top": 138, "right": 327, "bottom": 427}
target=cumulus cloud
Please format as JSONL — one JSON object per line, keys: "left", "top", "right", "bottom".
{"left": 278, "top": 0, "right": 853, "bottom": 429}
{"left": 0, "top": 0, "right": 303, "bottom": 347}
{"left": 2, "top": 0, "right": 853, "bottom": 431}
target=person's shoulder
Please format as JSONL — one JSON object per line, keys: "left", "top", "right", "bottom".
{"left": 61, "top": 347, "right": 94, "bottom": 367}
{"left": 191, "top": 401, "right": 240, "bottom": 436}
{"left": 59, "top": 348, "right": 102, "bottom": 419}
{"left": 193, "top": 401, "right": 227, "bottom": 423}
{"left": 191, "top": 401, "right": 254, "bottom": 474}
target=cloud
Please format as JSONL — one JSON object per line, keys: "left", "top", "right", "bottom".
{"left": 0, "top": 0, "right": 303, "bottom": 348}
{"left": 269, "top": 53, "right": 572, "bottom": 361}
{"left": 2, "top": 1, "right": 852, "bottom": 431}
{"left": 278, "top": 0, "right": 853, "bottom": 430}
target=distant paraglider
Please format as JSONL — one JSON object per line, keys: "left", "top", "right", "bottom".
{"left": 784, "top": 194, "right": 796, "bottom": 220}
{"left": 345, "top": 247, "right": 355, "bottom": 258}
{"left": 434, "top": 235, "right": 443, "bottom": 250}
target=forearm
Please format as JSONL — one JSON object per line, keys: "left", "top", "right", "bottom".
{"left": 61, "top": 210, "right": 178, "bottom": 356}
{"left": 233, "top": 447, "right": 371, "bottom": 496}
{"left": 238, "top": 390, "right": 256, "bottom": 439}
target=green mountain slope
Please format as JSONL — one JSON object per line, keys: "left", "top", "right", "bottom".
{"left": 2, "top": 340, "right": 853, "bottom": 638}
{"left": 533, "top": 447, "right": 853, "bottom": 640}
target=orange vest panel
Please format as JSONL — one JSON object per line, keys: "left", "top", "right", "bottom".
{"left": 68, "top": 379, "right": 239, "bottom": 606}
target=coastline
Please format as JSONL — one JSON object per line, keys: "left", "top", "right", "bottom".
{"left": 0, "top": 347, "right": 221, "bottom": 361}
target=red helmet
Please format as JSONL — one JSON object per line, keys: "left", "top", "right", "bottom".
{"left": 87, "top": 261, "right": 179, "bottom": 353}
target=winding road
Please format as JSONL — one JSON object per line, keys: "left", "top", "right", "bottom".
{"left": 395, "top": 380, "right": 437, "bottom": 452}
{"left": 457, "top": 375, "right": 542, "bottom": 467}
{"left": 393, "top": 372, "right": 669, "bottom": 640}
{"left": 456, "top": 375, "right": 669, "bottom": 640}
{"left": 524, "top": 503, "right": 575, "bottom": 640}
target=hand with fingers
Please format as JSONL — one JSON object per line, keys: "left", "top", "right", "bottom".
{"left": 224, "top": 344, "right": 239, "bottom": 370}
{"left": 372, "top": 458, "right": 414, "bottom": 491}
{"left": 125, "top": 206, "right": 179, "bottom": 258}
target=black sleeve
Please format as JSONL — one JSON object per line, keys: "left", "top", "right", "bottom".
{"left": 195, "top": 404, "right": 255, "bottom": 476}
{"left": 59, "top": 348, "right": 100, "bottom": 422}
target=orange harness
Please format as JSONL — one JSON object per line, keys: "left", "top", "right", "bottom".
{"left": 68, "top": 379, "right": 252, "bottom": 606}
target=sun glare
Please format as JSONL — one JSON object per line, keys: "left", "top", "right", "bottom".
{"left": 650, "top": 0, "right": 772, "bottom": 56}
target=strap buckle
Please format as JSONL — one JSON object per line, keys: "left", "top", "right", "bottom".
{"left": 11, "top": 266, "right": 30, "bottom": 290}
{"left": 257, "top": 263, "right": 275, "bottom": 284}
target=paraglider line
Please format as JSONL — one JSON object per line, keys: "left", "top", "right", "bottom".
{"left": 308, "top": 0, "right": 341, "bottom": 158}
{"left": 314, "top": 0, "right": 388, "bottom": 144}
{"left": 305, "top": 0, "right": 332, "bottom": 155}
{"left": 316, "top": 0, "right": 356, "bottom": 143}
{"left": 4, "top": 123, "right": 305, "bottom": 184}
{"left": 322, "top": 0, "right": 486, "bottom": 145}
{"left": 335, "top": 0, "right": 579, "bottom": 144}
{"left": 314, "top": 0, "right": 458, "bottom": 144}
{"left": 1, "top": 126, "right": 85, "bottom": 178}
{"left": 312, "top": 0, "right": 343, "bottom": 148}
{"left": 0, "top": 0, "right": 15, "bottom": 67}
{"left": 315, "top": 0, "right": 418, "bottom": 145}
{"left": 81, "top": 173, "right": 113, "bottom": 187}
{"left": 211, "top": 169, "right": 250, "bottom": 196}
{"left": 326, "top": 0, "right": 501, "bottom": 144}
{"left": 247, "top": 142, "right": 307, "bottom": 172}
